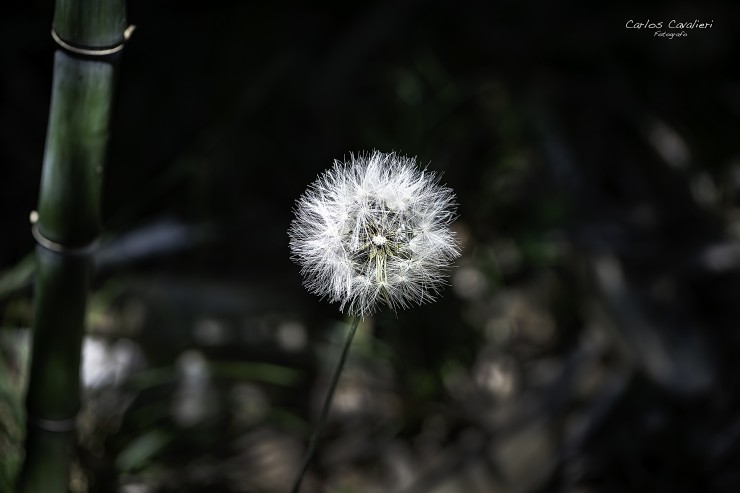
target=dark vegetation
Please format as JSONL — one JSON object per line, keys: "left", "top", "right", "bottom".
{"left": 2, "top": 1, "right": 739, "bottom": 492}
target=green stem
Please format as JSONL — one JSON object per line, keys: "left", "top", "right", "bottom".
{"left": 291, "top": 317, "right": 361, "bottom": 493}
{"left": 17, "top": 1, "right": 128, "bottom": 491}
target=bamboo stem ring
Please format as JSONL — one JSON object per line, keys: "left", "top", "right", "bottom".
{"left": 31, "top": 224, "right": 98, "bottom": 256}
{"left": 30, "top": 212, "right": 98, "bottom": 256}
{"left": 27, "top": 414, "right": 78, "bottom": 433}
{"left": 51, "top": 24, "right": 136, "bottom": 57}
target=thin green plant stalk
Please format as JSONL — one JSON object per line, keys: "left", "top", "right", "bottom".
{"left": 17, "top": 1, "right": 130, "bottom": 491}
{"left": 291, "top": 317, "right": 361, "bottom": 493}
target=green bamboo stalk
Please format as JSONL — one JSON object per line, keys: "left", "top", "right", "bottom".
{"left": 17, "top": 1, "right": 129, "bottom": 491}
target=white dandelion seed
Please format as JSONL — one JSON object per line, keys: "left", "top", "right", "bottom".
{"left": 288, "top": 151, "right": 461, "bottom": 317}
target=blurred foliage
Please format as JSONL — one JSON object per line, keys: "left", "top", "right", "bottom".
{"left": 2, "top": 0, "right": 740, "bottom": 492}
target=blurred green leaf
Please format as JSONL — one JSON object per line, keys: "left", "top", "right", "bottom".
{"left": 115, "top": 429, "right": 172, "bottom": 473}
{"left": 211, "top": 361, "right": 300, "bottom": 387}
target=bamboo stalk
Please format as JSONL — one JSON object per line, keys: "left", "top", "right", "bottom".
{"left": 17, "top": 1, "right": 129, "bottom": 491}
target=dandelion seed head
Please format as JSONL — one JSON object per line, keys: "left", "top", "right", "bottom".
{"left": 289, "top": 151, "right": 461, "bottom": 317}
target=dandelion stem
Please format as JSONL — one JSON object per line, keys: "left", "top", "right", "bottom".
{"left": 291, "top": 316, "right": 361, "bottom": 493}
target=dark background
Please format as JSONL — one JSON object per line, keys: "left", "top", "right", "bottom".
{"left": 2, "top": 1, "right": 740, "bottom": 492}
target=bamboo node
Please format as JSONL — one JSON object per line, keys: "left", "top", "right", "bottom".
{"left": 31, "top": 222, "right": 98, "bottom": 256}
{"left": 27, "top": 414, "right": 78, "bottom": 433}
{"left": 51, "top": 25, "right": 137, "bottom": 57}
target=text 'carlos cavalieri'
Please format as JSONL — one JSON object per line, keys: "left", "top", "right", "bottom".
{"left": 626, "top": 19, "right": 714, "bottom": 39}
